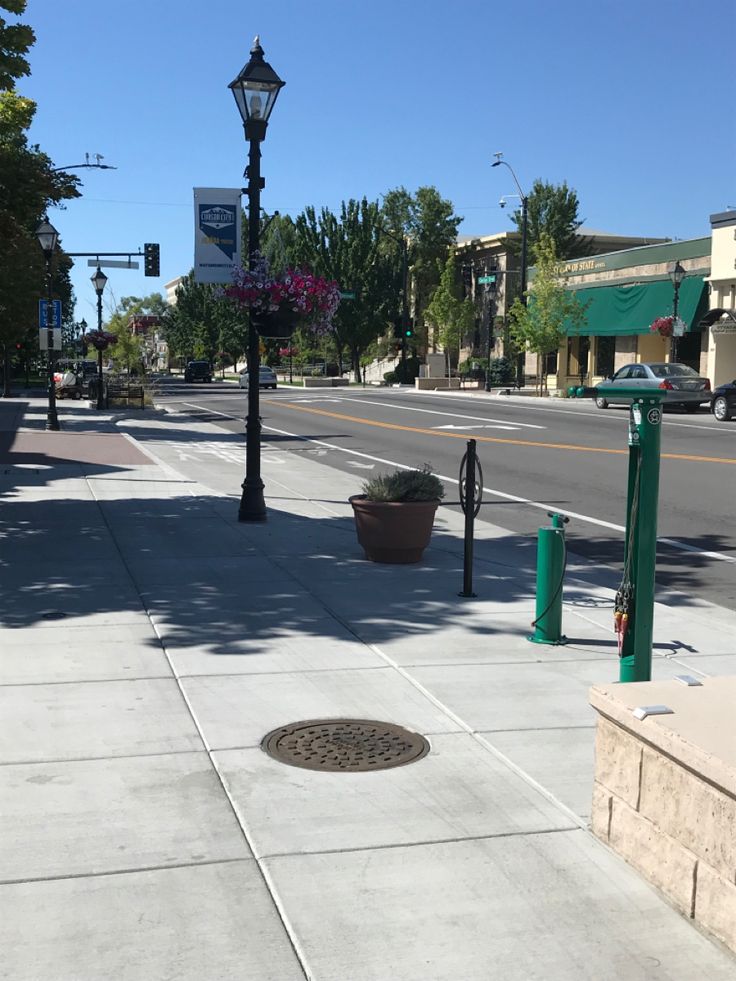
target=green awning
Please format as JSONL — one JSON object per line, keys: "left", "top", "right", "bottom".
{"left": 564, "top": 278, "right": 708, "bottom": 336}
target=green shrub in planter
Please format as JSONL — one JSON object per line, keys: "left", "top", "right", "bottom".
{"left": 362, "top": 465, "right": 445, "bottom": 503}
{"left": 383, "top": 370, "right": 398, "bottom": 384}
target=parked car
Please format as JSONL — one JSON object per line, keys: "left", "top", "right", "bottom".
{"left": 595, "top": 363, "right": 711, "bottom": 411}
{"left": 184, "top": 360, "right": 212, "bottom": 383}
{"left": 239, "top": 365, "right": 278, "bottom": 389}
{"left": 711, "top": 379, "right": 736, "bottom": 422}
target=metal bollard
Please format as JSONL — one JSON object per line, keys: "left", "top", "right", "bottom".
{"left": 528, "top": 512, "right": 569, "bottom": 645}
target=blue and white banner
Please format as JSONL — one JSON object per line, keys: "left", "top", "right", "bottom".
{"left": 193, "top": 187, "right": 241, "bottom": 284}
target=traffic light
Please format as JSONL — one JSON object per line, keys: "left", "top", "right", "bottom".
{"left": 486, "top": 267, "right": 498, "bottom": 293}
{"left": 15, "top": 341, "right": 24, "bottom": 351}
{"left": 460, "top": 264, "right": 472, "bottom": 288}
{"left": 404, "top": 318, "right": 414, "bottom": 339}
{"left": 144, "top": 243, "right": 160, "bottom": 277}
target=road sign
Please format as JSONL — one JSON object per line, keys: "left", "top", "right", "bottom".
{"left": 477, "top": 275, "right": 497, "bottom": 285}
{"left": 340, "top": 291, "right": 356, "bottom": 299}
{"left": 38, "top": 299, "right": 61, "bottom": 328}
{"left": 87, "top": 259, "right": 140, "bottom": 269}
{"left": 38, "top": 327, "right": 62, "bottom": 351}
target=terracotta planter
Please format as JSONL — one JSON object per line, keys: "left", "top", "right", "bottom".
{"left": 253, "top": 308, "right": 299, "bottom": 339}
{"left": 349, "top": 495, "right": 440, "bottom": 564}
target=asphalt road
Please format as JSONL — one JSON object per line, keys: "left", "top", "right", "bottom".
{"left": 153, "top": 379, "right": 736, "bottom": 612}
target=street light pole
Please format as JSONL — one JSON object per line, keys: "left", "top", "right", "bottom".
{"left": 229, "top": 37, "right": 285, "bottom": 522}
{"left": 35, "top": 220, "right": 60, "bottom": 431}
{"left": 493, "top": 154, "right": 528, "bottom": 388}
{"left": 400, "top": 236, "right": 409, "bottom": 380}
{"left": 668, "top": 260, "right": 686, "bottom": 364}
{"left": 91, "top": 266, "right": 108, "bottom": 410}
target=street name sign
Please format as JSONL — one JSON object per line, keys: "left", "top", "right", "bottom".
{"left": 477, "top": 275, "right": 497, "bottom": 285}
{"left": 87, "top": 259, "right": 140, "bottom": 269}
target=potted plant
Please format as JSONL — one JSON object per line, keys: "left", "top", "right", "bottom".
{"left": 349, "top": 465, "right": 445, "bottom": 564}
{"left": 221, "top": 255, "right": 341, "bottom": 338}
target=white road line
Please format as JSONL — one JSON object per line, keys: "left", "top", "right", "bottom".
{"left": 332, "top": 395, "right": 547, "bottom": 429}
{"left": 160, "top": 399, "right": 736, "bottom": 566}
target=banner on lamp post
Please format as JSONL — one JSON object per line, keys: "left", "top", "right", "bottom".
{"left": 193, "top": 188, "right": 241, "bottom": 284}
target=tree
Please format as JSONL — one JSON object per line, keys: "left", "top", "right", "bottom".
{"left": 507, "top": 233, "right": 587, "bottom": 393}
{"left": 105, "top": 294, "right": 167, "bottom": 373}
{"left": 294, "top": 198, "right": 395, "bottom": 381}
{"left": 424, "top": 251, "right": 476, "bottom": 382}
{"left": 162, "top": 275, "right": 246, "bottom": 369}
{"left": 0, "top": 1, "right": 79, "bottom": 395}
{"left": 381, "top": 186, "right": 462, "bottom": 345}
{"left": 511, "top": 179, "right": 591, "bottom": 262}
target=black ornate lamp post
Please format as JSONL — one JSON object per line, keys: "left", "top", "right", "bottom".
{"left": 668, "top": 260, "right": 686, "bottom": 364}
{"left": 91, "top": 266, "right": 108, "bottom": 409}
{"left": 229, "top": 36, "right": 285, "bottom": 522}
{"left": 35, "top": 219, "right": 61, "bottom": 431}
{"left": 492, "top": 154, "right": 528, "bottom": 388}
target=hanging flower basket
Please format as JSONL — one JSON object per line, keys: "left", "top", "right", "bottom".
{"left": 650, "top": 316, "right": 674, "bottom": 338}
{"left": 84, "top": 330, "right": 116, "bottom": 351}
{"left": 220, "top": 255, "right": 341, "bottom": 337}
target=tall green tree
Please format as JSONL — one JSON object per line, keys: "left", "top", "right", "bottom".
{"left": 511, "top": 179, "right": 591, "bottom": 262}
{"left": 507, "top": 233, "right": 587, "bottom": 393}
{"left": 294, "top": 198, "right": 395, "bottom": 381}
{"left": 424, "top": 251, "right": 476, "bottom": 380}
{"left": 0, "top": 1, "right": 79, "bottom": 395}
{"left": 381, "top": 186, "right": 462, "bottom": 343}
{"left": 162, "top": 274, "right": 246, "bottom": 368}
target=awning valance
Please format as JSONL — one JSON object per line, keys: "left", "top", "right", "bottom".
{"left": 563, "top": 278, "right": 708, "bottom": 336}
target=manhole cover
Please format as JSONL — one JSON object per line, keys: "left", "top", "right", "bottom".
{"left": 262, "top": 719, "right": 430, "bottom": 773}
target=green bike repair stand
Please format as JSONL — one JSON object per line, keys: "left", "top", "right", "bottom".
{"left": 595, "top": 385, "right": 666, "bottom": 682}
{"left": 528, "top": 512, "right": 568, "bottom": 645}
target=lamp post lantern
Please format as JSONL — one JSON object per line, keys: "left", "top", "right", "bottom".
{"left": 229, "top": 36, "right": 285, "bottom": 522}
{"left": 492, "top": 154, "right": 528, "bottom": 388}
{"left": 668, "top": 260, "right": 687, "bottom": 363}
{"left": 91, "top": 266, "right": 108, "bottom": 410}
{"left": 35, "top": 219, "right": 60, "bottom": 431}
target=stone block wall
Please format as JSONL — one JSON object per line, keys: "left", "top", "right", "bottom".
{"left": 591, "top": 714, "right": 736, "bottom": 952}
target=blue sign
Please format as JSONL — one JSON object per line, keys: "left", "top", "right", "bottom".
{"left": 39, "top": 299, "right": 62, "bottom": 328}
{"left": 198, "top": 203, "right": 237, "bottom": 259}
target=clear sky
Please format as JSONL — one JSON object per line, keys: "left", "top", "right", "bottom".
{"left": 19, "top": 0, "right": 735, "bottom": 324}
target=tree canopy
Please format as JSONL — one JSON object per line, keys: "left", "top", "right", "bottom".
{"left": 512, "top": 179, "right": 591, "bottom": 262}
{"left": 0, "top": 0, "right": 79, "bottom": 394}
{"left": 424, "top": 251, "right": 475, "bottom": 377}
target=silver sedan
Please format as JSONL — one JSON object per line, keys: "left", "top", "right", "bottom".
{"left": 595, "top": 363, "right": 711, "bottom": 412}
{"left": 239, "top": 366, "right": 278, "bottom": 390}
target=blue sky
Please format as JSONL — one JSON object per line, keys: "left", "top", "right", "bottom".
{"left": 19, "top": 0, "right": 735, "bottom": 324}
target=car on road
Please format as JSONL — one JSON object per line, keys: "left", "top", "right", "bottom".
{"left": 711, "top": 379, "right": 736, "bottom": 422}
{"left": 239, "top": 365, "right": 278, "bottom": 389}
{"left": 184, "top": 360, "right": 212, "bottom": 383}
{"left": 595, "top": 362, "right": 711, "bottom": 412}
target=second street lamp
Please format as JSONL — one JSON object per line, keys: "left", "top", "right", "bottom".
{"left": 35, "top": 219, "right": 60, "bottom": 431}
{"left": 91, "top": 266, "right": 108, "bottom": 410}
{"left": 668, "top": 260, "right": 687, "bottom": 364}
{"left": 493, "top": 153, "right": 528, "bottom": 389}
{"left": 229, "top": 36, "right": 285, "bottom": 522}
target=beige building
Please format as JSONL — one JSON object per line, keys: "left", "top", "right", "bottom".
{"left": 455, "top": 229, "right": 668, "bottom": 382}
{"left": 703, "top": 210, "right": 736, "bottom": 387}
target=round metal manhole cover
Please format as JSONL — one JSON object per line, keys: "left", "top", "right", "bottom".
{"left": 262, "top": 719, "right": 430, "bottom": 773}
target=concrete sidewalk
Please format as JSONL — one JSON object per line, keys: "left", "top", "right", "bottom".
{"left": 1, "top": 396, "right": 734, "bottom": 980}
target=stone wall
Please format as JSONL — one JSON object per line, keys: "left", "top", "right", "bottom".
{"left": 590, "top": 680, "right": 736, "bottom": 954}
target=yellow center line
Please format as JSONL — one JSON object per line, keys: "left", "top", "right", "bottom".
{"left": 278, "top": 402, "right": 736, "bottom": 466}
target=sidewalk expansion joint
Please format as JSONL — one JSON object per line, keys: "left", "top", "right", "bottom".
{"left": 0, "top": 856, "right": 252, "bottom": 888}
{"left": 0, "top": 748, "right": 210, "bottom": 768}
{"left": 260, "top": 826, "right": 581, "bottom": 862}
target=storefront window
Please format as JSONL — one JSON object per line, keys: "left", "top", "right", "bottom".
{"left": 595, "top": 336, "right": 615, "bottom": 377}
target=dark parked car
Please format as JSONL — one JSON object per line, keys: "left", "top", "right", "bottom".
{"left": 711, "top": 379, "right": 736, "bottom": 422}
{"left": 595, "top": 362, "right": 711, "bottom": 412}
{"left": 184, "top": 360, "right": 212, "bottom": 383}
